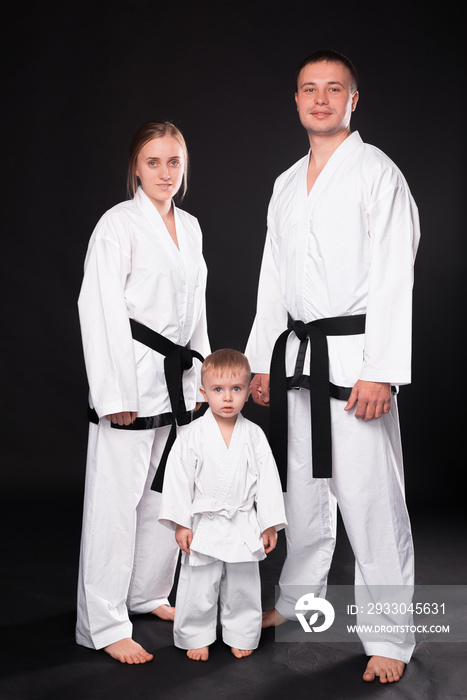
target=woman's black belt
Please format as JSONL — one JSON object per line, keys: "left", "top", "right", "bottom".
{"left": 269, "top": 314, "right": 366, "bottom": 491}
{"left": 88, "top": 318, "right": 204, "bottom": 492}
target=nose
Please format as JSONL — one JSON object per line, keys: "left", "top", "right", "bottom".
{"left": 315, "top": 89, "right": 328, "bottom": 105}
{"left": 224, "top": 391, "right": 233, "bottom": 402}
{"left": 160, "top": 166, "right": 170, "bottom": 180}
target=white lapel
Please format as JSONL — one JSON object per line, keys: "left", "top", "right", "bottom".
{"left": 203, "top": 409, "right": 246, "bottom": 501}
{"left": 135, "top": 188, "right": 184, "bottom": 271}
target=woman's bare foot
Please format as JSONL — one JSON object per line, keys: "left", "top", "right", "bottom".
{"left": 103, "top": 638, "right": 153, "bottom": 664}
{"left": 187, "top": 646, "right": 209, "bottom": 661}
{"left": 231, "top": 648, "right": 254, "bottom": 658}
{"left": 261, "top": 608, "right": 288, "bottom": 628}
{"left": 151, "top": 604, "right": 175, "bottom": 621}
{"left": 363, "top": 656, "right": 405, "bottom": 683}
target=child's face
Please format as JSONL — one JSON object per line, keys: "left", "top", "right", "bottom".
{"left": 200, "top": 369, "right": 252, "bottom": 423}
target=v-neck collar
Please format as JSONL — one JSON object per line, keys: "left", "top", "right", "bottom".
{"left": 205, "top": 407, "right": 244, "bottom": 453}
{"left": 135, "top": 187, "right": 182, "bottom": 258}
{"left": 299, "top": 131, "right": 363, "bottom": 210}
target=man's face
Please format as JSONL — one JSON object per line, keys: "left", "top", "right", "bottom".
{"left": 295, "top": 60, "right": 358, "bottom": 138}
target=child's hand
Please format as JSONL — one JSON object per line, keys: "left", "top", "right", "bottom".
{"left": 175, "top": 525, "right": 193, "bottom": 554}
{"left": 262, "top": 526, "right": 278, "bottom": 554}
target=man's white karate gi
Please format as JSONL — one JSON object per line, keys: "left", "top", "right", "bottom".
{"left": 246, "top": 55, "right": 420, "bottom": 673}
{"left": 159, "top": 408, "right": 287, "bottom": 651}
{"left": 76, "top": 187, "right": 210, "bottom": 650}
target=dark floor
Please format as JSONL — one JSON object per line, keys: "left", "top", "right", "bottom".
{"left": 1, "top": 491, "right": 465, "bottom": 700}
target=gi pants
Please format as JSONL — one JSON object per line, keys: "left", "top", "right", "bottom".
{"left": 76, "top": 420, "right": 180, "bottom": 650}
{"left": 174, "top": 559, "right": 262, "bottom": 651}
{"left": 276, "top": 389, "right": 415, "bottom": 663}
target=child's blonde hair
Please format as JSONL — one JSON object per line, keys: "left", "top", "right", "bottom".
{"left": 201, "top": 349, "right": 251, "bottom": 385}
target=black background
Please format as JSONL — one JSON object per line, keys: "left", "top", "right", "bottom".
{"left": 3, "top": 0, "right": 465, "bottom": 509}
{"left": 1, "top": 1, "right": 466, "bottom": 696}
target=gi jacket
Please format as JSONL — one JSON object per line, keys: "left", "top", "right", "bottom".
{"left": 78, "top": 188, "right": 210, "bottom": 418}
{"left": 159, "top": 409, "right": 287, "bottom": 567}
{"left": 246, "top": 132, "right": 420, "bottom": 388}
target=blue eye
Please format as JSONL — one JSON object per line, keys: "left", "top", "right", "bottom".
{"left": 233, "top": 387, "right": 241, "bottom": 392}
{"left": 214, "top": 387, "right": 222, "bottom": 393}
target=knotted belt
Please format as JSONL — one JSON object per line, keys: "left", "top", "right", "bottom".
{"left": 88, "top": 318, "right": 204, "bottom": 492}
{"left": 191, "top": 496, "right": 261, "bottom": 554}
{"left": 269, "top": 314, "right": 366, "bottom": 491}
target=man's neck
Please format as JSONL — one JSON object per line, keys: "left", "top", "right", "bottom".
{"left": 307, "top": 128, "right": 352, "bottom": 170}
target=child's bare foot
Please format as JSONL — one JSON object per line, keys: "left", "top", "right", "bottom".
{"left": 187, "top": 646, "right": 209, "bottom": 661}
{"left": 103, "top": 638, "right": 153, "bottom": 664}
{"left": 231, "top": 648, "right": 254, "bottom": 658}
{"left": 151, "top": 604, "right": 175, "bottom": 621}
{"left": 261, "top": 608, "right": 288, "bottom": 628}
{"left": 363, "top": 656, "right": 405, "bottom": 683}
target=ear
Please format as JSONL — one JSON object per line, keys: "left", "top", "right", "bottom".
{"left": 351, "top": 91, "right": 359, "bottom": 112}
{"left": 199, "top": 386, "right": 207, "bottom": 402}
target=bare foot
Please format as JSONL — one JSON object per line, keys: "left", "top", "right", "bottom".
{"left": 261, "top": 608, "right": 288, "bottom": 628}
{"left": 103, "top": 638, "right": 153, "bottom": 664}
{"left": 231, "top": 648, "right": 254, "bottom": 658}
{"left": 151, "top": 604, "right": 175, "bottom": 621}
{"left": 363, "top": 656, "right": 405, "bottom": 683}
{"left": 187, "top": 646, "right": 209, "bottom": 661}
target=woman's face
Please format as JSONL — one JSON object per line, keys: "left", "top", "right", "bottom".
{"left": 135, "top": 136, "right": 185, "bottom": 212}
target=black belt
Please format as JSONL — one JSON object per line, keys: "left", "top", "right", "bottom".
{"left": 88, "top": 318, "right": 204, "bottom": 492}
{"left": 269, "top": 314, "right": 366, "bottom": 491}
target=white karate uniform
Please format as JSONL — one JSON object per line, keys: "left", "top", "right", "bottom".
{"left": 76, "top": 188, "right": 210, "bottom": 650}
{"left": 159, "top": 408, "right": 287, "bottom": 650}
{"left": 245, "top": 132, "right": 420, "bottom": 663}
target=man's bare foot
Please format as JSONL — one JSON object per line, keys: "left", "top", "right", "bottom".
{"left": 231, "top": 648, "right": 254, "bottom": 658}
{"left": 261, "top": 608, "right": 288, "bottom": 628}
{"left": 187, "top": 646, "right": 209, "bottom": 661}
{"left": 151, "top": 604, "right": 175, "bottom": 621}
{"left": 103, "top": 638, "right": 153, "bottom": 664}
{"left": 363, "top": 656, "right": 405, "bottom": 683}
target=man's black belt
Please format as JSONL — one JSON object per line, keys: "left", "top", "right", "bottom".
{"left": 269, "top": 314, "right": 366, "bottom": 491}
{"left": 88, "top": 318, "right": 204, "bottom": 492}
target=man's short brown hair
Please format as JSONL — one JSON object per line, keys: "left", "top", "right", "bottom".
{"left": 297, "top": 49, "right": 358, "bottom": 93}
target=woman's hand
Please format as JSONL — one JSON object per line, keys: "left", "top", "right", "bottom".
{"left": 106, "top": 412, "right": 137, "bottom": 425}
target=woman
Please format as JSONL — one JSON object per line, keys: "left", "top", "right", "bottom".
{"left": 76, "top": 122, "right": 210, "bottom": 664}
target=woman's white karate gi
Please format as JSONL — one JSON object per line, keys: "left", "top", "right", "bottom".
{"left": 76, "top": 122, "right": 210, "bottom": 661}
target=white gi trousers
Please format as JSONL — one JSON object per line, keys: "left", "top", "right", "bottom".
{"left": 276, "top": 389, "right": 415, "bottom": 663}
{"left": 76, "top": 420, "right": 180, "bottom": 650}
{"left": 174, "top": 560, "right": 262, "bottom": 651}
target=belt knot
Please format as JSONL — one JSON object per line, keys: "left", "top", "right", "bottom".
{"left": 289, "top": 318, "right": 308, "bottom": 341}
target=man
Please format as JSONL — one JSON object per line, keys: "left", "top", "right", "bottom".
{"left": 245, "top": 50, "right": 420, "bottom": 683}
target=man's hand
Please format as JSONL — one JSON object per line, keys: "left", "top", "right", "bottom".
{"left": 175, "top": 525, "right": 193, "bottom": 554}
{"left": 345, "top": 380, "right": 392, "bottom": 421}
{"left": 106, "top": 411, "right": 137, "bottom": 425}
{"left": 262, "top": 526, "right": 278, "bottom": 554}
{"left": 251, "top": 373, "right": 270, "bottom": 406}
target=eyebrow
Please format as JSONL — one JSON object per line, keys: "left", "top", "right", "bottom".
{"left": 144, "top": 155, "right": 181, "bottom": 161}
{"left": 300, "top": 80, "right": 345, "bottom": 89}
{"left": 209, "top": 382, "right": 246, "bottom": 388}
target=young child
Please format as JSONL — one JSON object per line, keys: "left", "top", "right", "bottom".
{"left": 159, "top": 349, "right": 286, "bottom": 661}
